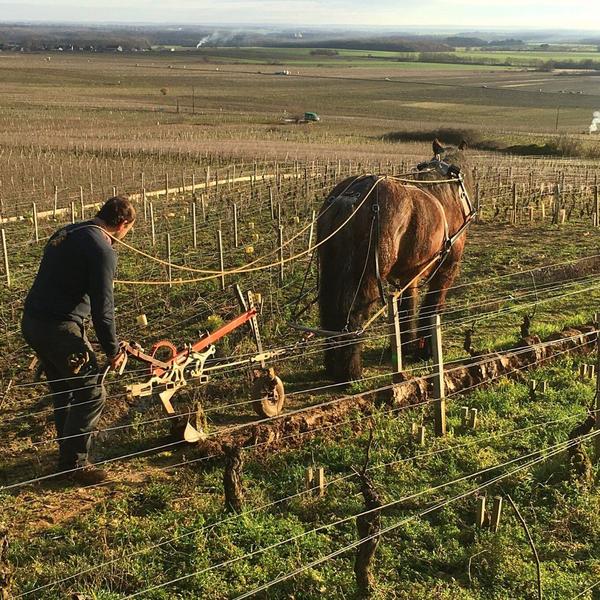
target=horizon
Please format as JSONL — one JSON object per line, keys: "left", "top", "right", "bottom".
{"left": 1, "top": 22, "right": 600, "bottom": 34}
{"left": 0, "top": 1, "right": 598, "bottom": 32}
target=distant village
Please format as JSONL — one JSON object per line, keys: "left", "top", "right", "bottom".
{"left": 0, "top": 42, "right": 150, "bottom": 52}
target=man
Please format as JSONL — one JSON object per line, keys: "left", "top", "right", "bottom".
{"left": 22, "top": 196, "right": 135, "bottom": 484}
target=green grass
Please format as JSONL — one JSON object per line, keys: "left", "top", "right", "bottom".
{"left": 5, "top": 356, "right": 600, "bottom": 598}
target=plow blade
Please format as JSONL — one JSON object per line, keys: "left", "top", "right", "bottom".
{"left": 183, "top": 421, "right": 207, "bottom": 443}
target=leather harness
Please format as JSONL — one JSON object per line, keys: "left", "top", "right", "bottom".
{"left": 369, "top": 160, "right": 476, "bottom": 304}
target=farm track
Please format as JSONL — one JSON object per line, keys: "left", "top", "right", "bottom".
{"left": 0, "top": 171, "right": 303, "bottom": 223}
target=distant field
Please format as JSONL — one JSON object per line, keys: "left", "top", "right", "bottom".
{"left": 0, "top": 51, "right": 598, "bottom": 159}
{"left": 167, "top": 45, "right": 600, "bottom": 69}
{"left": 171, "top": 46, "right": 507, "bottom": 70}
{"left": 455, "top": 48, "right": 600, "bottom": 64}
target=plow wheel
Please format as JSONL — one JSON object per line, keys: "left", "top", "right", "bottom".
{"left": 251, "top": 368, "right": 285, "bottom": 418}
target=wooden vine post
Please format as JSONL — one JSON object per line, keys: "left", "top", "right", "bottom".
{"left": 217, "top": 226, "right": 225, "bottom": 290}
{"left": 431, "top": 314, "right": 446, "bottom": 436}
{"left": 79, "top": 186, "right": 85, "bottom": 220}
{"left": 233, "top": 203, "right": 239, "bottom": 248}
{"left": 149, "top": 202, "right": 156, "bottom": 246}
{"left": 552, "top": 184, "right": 561, "bottom": 225}
{"left": 191, "top": 202, "right": 198, "bottom": 248}
{"left": 307, "top": 209, "right": 316, "bottom": 252}
{"left": 165, "top": 233, "right": 172, "bottom": 288}
{"left": 0, "top": 230, "right": 9, "bottom": 288}
{"left": 316, "top": 467, "right": 326, "bottom": 497}
{"left": 32, "top": 203, "right": 39, "bottom": 242}
{"left": 475, "top": 495, "right": 487, "bottom": 528}
{"left": 387, "top": 293, "right": 403, "bottom": 377}
{"left": 511, "top": 182, "right": 517, "bottom": 225}
{"left": 223, "top": 445, "right": 244, "bottom": 513}
{"left": 278, "top": 225, "right": 284, "bottom": 285}
{"left": 490, "top": 496, "right": 503, "bottom": 533}
{"left": 305, "top": 466, "right": 314, "bottom": 491}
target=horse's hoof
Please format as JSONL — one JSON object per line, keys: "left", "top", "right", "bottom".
{"left": 415, "top": 337, "right": 432, "bottom": 361}
{"left": 419, "top": 350, "right": 433, "bottom": 361}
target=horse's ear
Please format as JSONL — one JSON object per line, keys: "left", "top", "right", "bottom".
{"left": 458, "top": 140, "right": 468, "bottom": 151}
{"left": 432, "top": 138, "right": 444, "bottom": 155}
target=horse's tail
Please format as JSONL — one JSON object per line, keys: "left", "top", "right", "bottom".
{"left": 317, "top": 195, "right": 355, "bottom": 333}
{"left": 318, "top": 176, "right": 378, "bottom": 382}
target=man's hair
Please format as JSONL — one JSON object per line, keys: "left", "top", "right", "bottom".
{"left": 96, "top": 196, "right": 136, "bottom": 227}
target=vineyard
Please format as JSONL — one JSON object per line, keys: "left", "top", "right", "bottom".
{"left": 0, "top": 51, "right": 600, "bottom": 600}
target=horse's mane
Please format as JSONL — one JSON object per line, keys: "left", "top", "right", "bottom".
{"left": 415, "top": 148, "right": 473, "bottom": 194}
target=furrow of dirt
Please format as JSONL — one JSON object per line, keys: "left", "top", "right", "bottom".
{"left": 199, "top": 324, "right": 597, "bottom": 457}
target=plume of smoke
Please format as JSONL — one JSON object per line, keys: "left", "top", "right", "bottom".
{"left": 590, "top": 111, "right": 600, "bottom": 133}
{"left": 196, "top": 31, "right": 243, "bottom": 49}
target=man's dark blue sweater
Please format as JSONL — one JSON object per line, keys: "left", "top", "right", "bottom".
{"left": 24, "top": 220, "right": 119, "bottom": 358}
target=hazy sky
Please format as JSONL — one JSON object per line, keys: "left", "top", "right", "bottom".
{"left": 0, "top": 0, "right": 598, "bottom": 30}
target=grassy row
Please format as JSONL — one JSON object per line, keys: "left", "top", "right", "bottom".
{"left": 4, "top": 354, "right": 599, "bottom": 598}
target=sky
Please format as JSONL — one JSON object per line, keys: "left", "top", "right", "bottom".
{"left": 0, "top": 0, "right": 598, "bottom": 30}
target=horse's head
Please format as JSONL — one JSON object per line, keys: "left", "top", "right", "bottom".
{"left": 416, "top": 138, "right": 474, "bottom": 196}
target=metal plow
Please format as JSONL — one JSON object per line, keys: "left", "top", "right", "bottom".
{"left": 118, "top": 287, "right": 287, "bottom": 442}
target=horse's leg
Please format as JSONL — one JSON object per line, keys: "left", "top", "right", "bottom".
{"left": 321, "top": 300, "right": 341, "bottom": 378}
{"left": 319, "top": 233, "right": 349, "bottom": 380}
{"left": 324, "top": 345, "right": 337, "bottom": 378}
{"left": 335, "top": 293, "right": 379, "bottom": 383}
{"left": 398, "top": 284, "right": 418, "bottom": 357}
{"left": 336, "top": 337, "right": 363, "bottom": 383}
{"left": 416, "top": 259, "right": 461, "bottom": 360}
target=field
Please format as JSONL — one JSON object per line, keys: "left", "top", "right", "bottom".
{"left": 1, "top": 49, "right": 600, "bottom": 599}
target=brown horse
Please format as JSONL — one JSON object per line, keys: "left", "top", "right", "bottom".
{"left": 317, "top": 149, "right": 473, "bottom": 383}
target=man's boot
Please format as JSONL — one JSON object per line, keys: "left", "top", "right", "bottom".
{"left": 60, "top": 454, "right": 107, "bottom": 486}
{"left": 73, "top": 454, "right": 107, "bottom": 486}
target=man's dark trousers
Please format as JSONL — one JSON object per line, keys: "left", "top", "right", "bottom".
{"left": 21, "top": 312, "right": 106, "bottom": 469}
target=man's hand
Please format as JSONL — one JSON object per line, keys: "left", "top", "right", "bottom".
{"left": 109, "top": 350, "right": 127, "bottom": 374}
